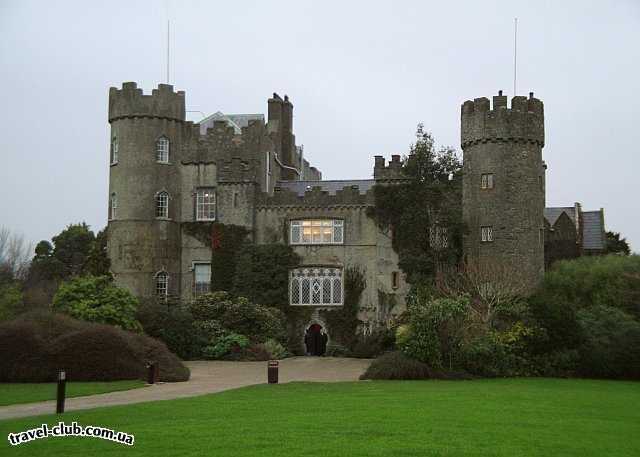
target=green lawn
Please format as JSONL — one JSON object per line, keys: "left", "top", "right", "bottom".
{"left": 0, "top": 380, "right": 145, "bottom": 406}
{"left": 1, "top": 378, "right": 639, "bottom": 456}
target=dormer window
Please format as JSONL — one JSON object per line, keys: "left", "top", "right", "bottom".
{"left": 110, "top": 137, "right": 118, "bottom": 165}
{"left": 156, "top": 136, "right": 170, "bottom": 163}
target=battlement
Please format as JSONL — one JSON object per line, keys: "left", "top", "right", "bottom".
{"left": 258, "top": 183, "right": 374, "bottom": 208}
{"left": 461, "top": 91, "right": 544, "bottom": 148}
{"left": 373, "top": 154, "right": 407, "bottom": 180}
{"left": 108, "top": 82, "right": 185, "bottom": 123}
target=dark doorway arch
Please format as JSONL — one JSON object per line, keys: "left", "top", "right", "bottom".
{"left": 305, "top": 324, "right": 328, "bottom": 356}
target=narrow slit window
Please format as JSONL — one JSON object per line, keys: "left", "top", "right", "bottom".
{"left": 109, "top": 192, "right": 117, "bottom": 220}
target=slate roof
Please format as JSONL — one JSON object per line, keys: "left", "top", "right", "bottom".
{"left": 582, "top": 210, "right": 605, "bottom": 250}
{"left": 276, "top": 180, "right": 375, "bottom": 196}
{"left": 199, "top": 111, "right": 264, "bottom": 135}
{"left": 544, "top": 207, "right": 576, "bottom": 226}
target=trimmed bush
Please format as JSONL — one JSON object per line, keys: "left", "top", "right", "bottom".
{"left": 0, "top": 312, "right": 190, "bottom": 382}
{"left": 360, "top": 352, "right": 434, "bottom": 380}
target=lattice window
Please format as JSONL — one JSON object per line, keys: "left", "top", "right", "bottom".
{"left": 109, "top": 193, "right": 117, "bottom": 220}
{"left": 289, "top": 220, "right": 344, "bottom": 245}
{"left": 429, "top": 225, "right": 448, "bottom": 249}
{"left": 481, "top": 173, "right": 494, "bottom": 189}
{"left": 196, "top": 188, "right": 216, "bottom": 221}
{"left": 156, "top": 136, "right": 170, "bottom": 163}
{"left": 156, "top": 191, "right": 169, "bottom": 218}
{"left": 481, "top": 226, "right": 493, "bottom": 242}
{"left": 193, "top": 263, "right": 211, "bottom": 297}
{"left": 155, "top": 271, "right": 168, "bottom": 297}
{"left": 290, "top": 267, "right": 343, "bottom": 305}
{"left": 110, "top": 137, "right": 118, "bottom": 164}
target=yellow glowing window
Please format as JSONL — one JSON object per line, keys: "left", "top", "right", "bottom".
{"left": 290, "top": 219, "right": 344, "bottom": 245}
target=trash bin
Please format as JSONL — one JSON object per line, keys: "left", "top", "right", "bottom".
{"left": 267, "top": 360, "right": 279, "bottom": 384}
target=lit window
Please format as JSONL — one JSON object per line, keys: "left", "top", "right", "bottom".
{"left": 156, "top": 136, "right": 170, "bottom": 163}
{"left": 109, "top": 193, "right": 117, "bottom": 220}
{"left": 156, "top": 191, "right": 169, "bottom": 218}
{"left": 290, "top": 267, "right": 343, "bottom": 305}
{"left": 193, "top": 263, "right": 211, "bottom": 297}
{"left": 155, "top": 271, "right": 168, "bottom": 297}
{"left": 481, "top": 173, "right": 494, "bottom": 189}
{"left": 196, "top": 188, "right": 216, "bottom": 221}
{"left": 110, "top": 137, "right": 118, "bottom": 164}
{"left": 481, "top": 226, "right": 493, "bottom": 242}
{"left": 290, "top": 220, "right": 344, "bottom": 245}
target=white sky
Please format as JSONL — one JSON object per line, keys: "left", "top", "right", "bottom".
{"left": 1, "top": 0, "right": 639, "bottom": 252}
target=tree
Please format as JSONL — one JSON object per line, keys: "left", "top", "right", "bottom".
{"left": 85, "top": 229, "right": 112, "bottom": 277}
{"left": 367, "top": 125, "right": 464, "bottom": 285}
{"left": 52, "top": 275, "right": 141, "bottom": 332}
{"left": 606, "top": 231, "right": 631, "bottom": 256}
{"left": 0, "top": 226, "right": 32, "bottom": 280}
{"left": 51, "top": 223, "right": 96, "bottom": 278}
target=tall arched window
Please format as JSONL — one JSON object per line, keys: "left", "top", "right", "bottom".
{"left": 156, "top": 136, "right": 170, "bottom": 163}
{"left": 110, "top": 137, "right": 118, "bottom": 164}
{"left": 109, "top": 192, "right": 117, "bottom": 220}
{"left": 156, "top": 191, "right": 169, "bottom": 218}
{"left": 155, "top": 271, "right": 168, "bottom": 297}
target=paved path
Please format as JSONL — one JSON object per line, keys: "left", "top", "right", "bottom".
{"left": 0, "top": 357, "right": 371, "bottom": 420}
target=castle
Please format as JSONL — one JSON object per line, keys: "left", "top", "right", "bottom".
{"left": 106, "top": 82, "right": 606, "bottom": 353}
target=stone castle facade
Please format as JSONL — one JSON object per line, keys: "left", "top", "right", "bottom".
{"left": 106, "top": 82, "right": 604, "bottom": 345}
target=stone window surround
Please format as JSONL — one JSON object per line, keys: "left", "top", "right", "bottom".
{"left": 192, "top": 261, "right": 211, "bottom": 297}
{"left": 480, "top": 173, "right": 494, "bottom": 190}
{"left": 155, "top": 270, "right": 169, "bottom": 297}
{"left": 195, "top": 188, "right": 216, "bottom": 221}
{"left": 155, "top": 190, "right": 170, "bottom": 219}
{"left": 110, "top": 136, "right": 118, "bottom": 165}
{"left": 481, "top": 226, "right": 494, "bottom": 242}
{"left": 156, "top": 135, "right": 170, "bottom": 164}
{"left": 289, "top": 219, "right": 344, "bottom": 245}
{"left": 109, "top": 192, "right": 117, "bottom": 220}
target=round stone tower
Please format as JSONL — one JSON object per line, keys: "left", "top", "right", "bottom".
{"left": 460, "top": 91, "right": 546, "bottom": 290}
{"left": 107, "top": 82, "right": 186, "bottom": 298}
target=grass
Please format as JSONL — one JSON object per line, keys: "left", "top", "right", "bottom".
{"left": 0, "top": 380, "right": 145, "bottom": 406}
{"left": 1, "top": 378, "right": 639, "bottom": 456}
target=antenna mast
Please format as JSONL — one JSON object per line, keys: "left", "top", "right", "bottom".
{"left": 513, "top": 17, "right": 518, "bottom": 95}
{"left": 166, "top": 20, "right": 170, "bottom": 84}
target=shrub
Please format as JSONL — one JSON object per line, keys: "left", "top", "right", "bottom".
{"left": 137, "top": 300, "right": 203, "bottom": 360}
{"left": 263, "top": 338, "right": 288, "bottom": 359}
{"left": 360, "top": 352, "right": 434, "bottom": 380}
{"left": 53, "top": 275, "right": 142, "bottom": 332}
{"left": 352, "top": 328, "right": 396, "bottom": 358}
{"left": 576, "top": 306, "right": 640, "bottom": 379}
{"left": 202, "top": 333, "right": 249, "bottom": 360}
{"left": 0, "top": 312, "right": 189, "bottom": 382}
{"left": 325, "top": 341, "right": 351, "bottom": 357}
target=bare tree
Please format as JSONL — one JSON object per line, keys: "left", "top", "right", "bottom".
{"left": 0, "top": 226, "right": 32, "bottom": 280}
{"left": 436, "top": 261, "right": 529, "bottom": 329}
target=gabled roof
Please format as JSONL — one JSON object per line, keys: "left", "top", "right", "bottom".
{"left": 276, "top": 180, "right": 375, "bottom": 196}
{"left": 582, "top": 210, "right": 605, "bottom": 250}
{"left": 199, "top": 111, "right": 264, "bottom": 135}
{"left": 544, "top": 207, "right": 576, "bottom": 226}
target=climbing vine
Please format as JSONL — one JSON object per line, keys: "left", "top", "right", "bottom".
{"left": 366, "top": 126, "right": 464, "bottom": 286}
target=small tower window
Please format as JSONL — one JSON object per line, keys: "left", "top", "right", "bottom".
{"left": 481, "top": 173, "right": 494, "bottom": 189}
{"left": 195, "top": 188, "right": 216, "bottom": 221}
{"left": 156, "top": 136, "right": 170, "bottom": 163}
{"left": 109, "top": 192, "right": 117, "bottom": 220}
{"left": 392, "top": 271, "right": 400, "bottom": 289}
{"left": 156, "top": 191, "right": 169, "bottom": 218}
{"left": 481, "top": 226, "right": 493, "bottom": 242}
{"left": 110, "top": 137, "right": 118, "bottom": 165}
{"left": 155, "top": 271, "right": 168, "bottom": 297}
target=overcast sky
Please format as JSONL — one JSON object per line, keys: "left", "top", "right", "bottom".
{"left": 1, "top": 0, "right": 638, "bottom": 252}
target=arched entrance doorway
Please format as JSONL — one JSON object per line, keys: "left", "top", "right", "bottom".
{"left": 304, "top": 323, "right": 328, "bottom": 356}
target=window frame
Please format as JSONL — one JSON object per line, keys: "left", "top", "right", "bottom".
{"left": 155, "top": 271, "right": 169, "bottom": 297}
{"left": 192, "top": 262, "right": 211, "bottom": 297}
{"left": 480, "top": 173, "right": 494, "bottom": 189}
{"left": 289, "top": 267, "right": 343, "bottom": 306}
{"left": 156, "top": 191, "right": 169, "bottom": 219}
{"left": 481, "top": 226, "right": 494, "bottom": 242}
{"left": 109, "top": 192, "right": 117, "bottom": 220}
{"left": 156, "top": 136, "right": 170, "bottom": 164}
{"left": 289, "top": 219, "right": 344, "bottom": 245}
{"left": 110, "top": 137, "right": 118, "bottom": 165}
{"left": 195, "top": 188, "right": 216, "bottom": 221}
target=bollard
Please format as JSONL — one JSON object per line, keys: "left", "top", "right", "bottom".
{"left": 147, "top": 362, "right": 158, "bottom": 384}
{"left": 267, "top": 360, "right": 279, "bottom": 384}
{"left": 56, "top": 370, "right": 66, "bottom": 414}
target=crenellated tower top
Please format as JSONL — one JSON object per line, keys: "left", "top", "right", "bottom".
{"left": 460, "top": 91, "right": 544, "bottom": 149}
{"left": 108, "top": 82, "right": 185, "bottom": 123}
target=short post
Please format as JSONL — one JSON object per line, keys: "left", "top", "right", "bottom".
{"left": 147, "top": 362, "right": 158, "bottom": 384}
{"left": 56, "top": 370, "right": 66, "bottom": 414}
{"left": 267, "top": 360, "right": 279, "bottom": 384}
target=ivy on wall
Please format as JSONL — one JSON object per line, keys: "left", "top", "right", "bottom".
{"left": 367, "top": 126, "right": 464, "bottom": 286}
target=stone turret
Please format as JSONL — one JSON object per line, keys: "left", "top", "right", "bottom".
{"left": 461, "top": 91, "right": 546, "bottom": 290}
{"left": 107, "top": 82, "right": 185, "bottom": 298}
